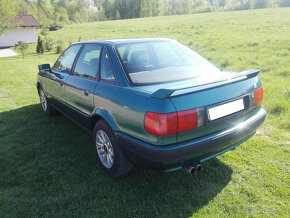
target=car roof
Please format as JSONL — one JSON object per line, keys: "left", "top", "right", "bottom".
{"left": 73, "top": 37, "right": 174, "bottom": 46}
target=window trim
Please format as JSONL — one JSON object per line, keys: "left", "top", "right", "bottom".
{"left": 68, "top": 43, "right": 119, "bottom": 86}
{"left": 113, "top": 45, "right": 133, "bottom": 86}
{"left": 51, "top": 44, "right": 83, "bottom": 74}
{"left": 98, "top": 46, "right": 119, "bottom": 86}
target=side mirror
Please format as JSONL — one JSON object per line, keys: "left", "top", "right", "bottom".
{"left": 38, "top": 64, "right": 51, "bottom": 73}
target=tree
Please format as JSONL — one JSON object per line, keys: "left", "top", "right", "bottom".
{"left": 140, "top": 0, "right": 153, "bottom": 17}
{"left": 36, "top": 36, "right": 46, "bottom": 54}
{"left": 102, "top": 0, "right": 116, "bottom": 19}
{"left": 279, "top": 0, "right": 290, "bottom": 7}
{"left": 256, "top": 0, "right": 268, "bottom": 8}
{"left": 152, "top": 0, "right": 161, "bottom": 16}
{"left": 15, "top": 41, "right": 29, "bottom": 58}
{"left": 0, "top": 0, "right": 281, "bottom": 26}
{"left": 0, "top": 0, "right": 16, "bottom": 35}
{"left": 114, "top": 0, "right": 129, "bottom": 19}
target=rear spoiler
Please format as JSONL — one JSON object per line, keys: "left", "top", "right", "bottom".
{"left": 151, "top": 69, "right": 260, "bottom": 99}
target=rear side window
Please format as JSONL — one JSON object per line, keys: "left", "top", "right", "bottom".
{"left": 52, "top": 45, "right": 81, "bottom": 74}
{"left": 100, "top": 49, "right": 116, "bottom": 83}
{"left": 74, "top": 45, "right": 101, "bottom": 79}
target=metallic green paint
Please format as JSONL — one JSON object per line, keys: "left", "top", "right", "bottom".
{"left": 95, "top": 108, "right": 119, "bottom": 131}
{"left": 150, "top": 69, "right": 260, "bottom": 99}
{"left": 116, "top": 108, "right": 266, "bottom": 171}
{"left": 37, "top": 38, "right": 266, "bottom": 172}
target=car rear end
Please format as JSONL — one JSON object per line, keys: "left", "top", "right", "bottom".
{"left": 114, "top": 39, "right": 266, "bottom": 171}
{"left": 140, "top": 71, "right": 265, "bottom": 170}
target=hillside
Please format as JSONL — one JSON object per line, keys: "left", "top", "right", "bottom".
{"left": 0, "top": 8, "right": 289, "bottom": 217}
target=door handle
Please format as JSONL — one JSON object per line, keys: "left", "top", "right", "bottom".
{"left": 83, "top": 89, "right": 89, "bottom": 96}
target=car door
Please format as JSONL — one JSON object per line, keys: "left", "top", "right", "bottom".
{"left": 92, "top": 47, "right": 120, "bottom": 125}
{"left": 64, "top": 44, "right": 101, "bottom": 128}
{"left": 43, "top": 44, "right": 82, "bottom": 109}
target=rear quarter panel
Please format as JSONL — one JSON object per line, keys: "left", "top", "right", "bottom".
{"left": 93, "top": 83, "right": 177, "bottom": 145}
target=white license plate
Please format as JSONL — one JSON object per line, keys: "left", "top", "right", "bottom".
{"left": 208, "top": 98, "right": 244, "bottom": 121}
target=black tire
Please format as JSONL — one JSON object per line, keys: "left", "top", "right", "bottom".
{"left": 93, "top": 120, "right": 133, "bottom": 177}
{"left": 38, "top": 87, "right": 58, "bottom": 116}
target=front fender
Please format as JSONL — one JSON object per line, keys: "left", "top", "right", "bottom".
{"left": 94, "top": 108, "right": 119, "bottom": 131}
{"left": 36, "top": 79, "right": 44, "bottom": 92}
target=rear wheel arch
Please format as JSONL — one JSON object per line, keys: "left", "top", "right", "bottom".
{"left": 91, "top": 114, "right": 103, "bottom": 131}
{"left": 91, "top": 109, "right": 119, "bottom": 132}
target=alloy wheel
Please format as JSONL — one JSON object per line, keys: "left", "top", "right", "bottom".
{"left": 96, "top": 130, "right": 114, "bottom": 169}
{"left": 39, "top": 89, "right": 47, "bottom": 111}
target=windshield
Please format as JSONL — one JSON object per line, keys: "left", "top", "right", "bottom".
{"left": 116, "top": 40, "right": 222, "bottom": 86}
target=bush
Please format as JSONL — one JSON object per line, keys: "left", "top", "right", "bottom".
{"left": 15, "top": 41, "right": 29, "bottom": 58}
{"left": 45, "top": 37, "right": 54, "bottom": 51}
{"left": 40, "top": 27, "right": 49, "bottom": 39}
{"left": 55, "top": 40, "right": 64, "bottom": 53}
{"left": 36, "top": 36, "right": 45, "bottom": 54}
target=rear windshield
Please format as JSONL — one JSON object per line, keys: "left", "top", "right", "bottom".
{"left": 116, "top": 40, "right": 221, "bottom": 86}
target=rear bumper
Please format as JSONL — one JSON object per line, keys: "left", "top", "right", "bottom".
{"left": 116, "top": 108, "right": 266, "bottom": 171}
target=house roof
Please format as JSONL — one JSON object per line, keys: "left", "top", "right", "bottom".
{"left": 10, "top": 15, "right": 41, "bottom": 28}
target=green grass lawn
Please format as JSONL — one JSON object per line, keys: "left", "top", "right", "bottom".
{"left": 0, "top": 8, "right": 289, "bottom": 217}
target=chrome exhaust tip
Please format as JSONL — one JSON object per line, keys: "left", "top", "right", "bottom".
{"left": 195, "top": 164, "right": 202, "bottom": 172}
{"left": 184, "top": 164, "right": 202, "bottom": 175}
{"left": 184, "top": 166, "right": 196, "bottom": 175}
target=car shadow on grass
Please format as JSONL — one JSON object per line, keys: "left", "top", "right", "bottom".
{"left": 0, "top": 104, "right": 233, "bottom": 217}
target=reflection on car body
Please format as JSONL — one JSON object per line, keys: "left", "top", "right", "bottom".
{"left": 37, "top": 38, "right": 266, "bottom": 177}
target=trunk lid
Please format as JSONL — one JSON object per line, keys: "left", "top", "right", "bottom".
{"left": 137, "top": 69, "right": 262, "bottom": 143}
{"left": 172, "top": 76, "right": 261, "bottom": 142}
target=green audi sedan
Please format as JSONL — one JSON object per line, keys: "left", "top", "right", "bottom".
{"left": 37, "top": 38, "right": 266, "bottom": 177}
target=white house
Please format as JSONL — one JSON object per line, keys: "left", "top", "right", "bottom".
{"left": 0, "top": 15, "right": 41, "bottom": 48}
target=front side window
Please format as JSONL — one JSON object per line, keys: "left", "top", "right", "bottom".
{"left": 52, "top": 45, "right": 81, "bottom": 74}
{"left": 74, "top": 45, "right": 102, "bottom": 79}
{"left": 100, "top": 49, "right": 116, "bottom": 83}
{"left": 116, "top": 40, "right": 222, "bottom": 85}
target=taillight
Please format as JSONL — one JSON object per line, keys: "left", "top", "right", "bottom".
{"left": 144, "top": 112, "right": 177, "bottom": 136}
{"left": 177, "top": 109, "right": 197, "bottom": 132}
{"left": 144, "top": 107, "right": 205, "bottom": 136}
{"left": 254, "top": 86, "right": 264, "bottom": 106}
{"left": 177, "top": 107, "right": 204, "bottom": 132}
